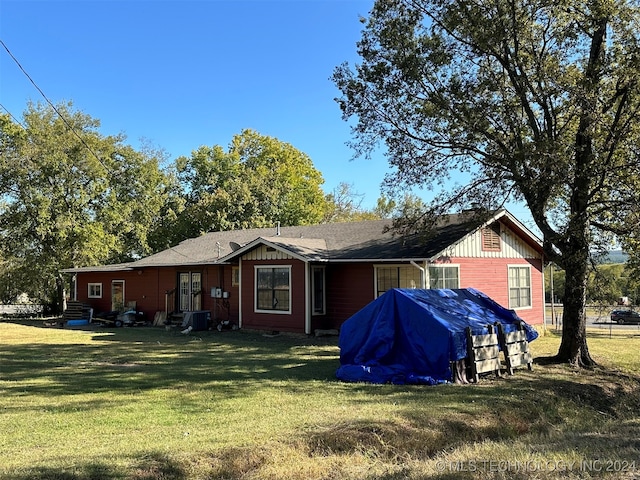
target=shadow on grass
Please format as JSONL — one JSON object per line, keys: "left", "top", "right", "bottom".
{"left": 0, "top": 324, "right": 341, "bottom": 409}
{"left": 3, "top": 321, "right": 640, "bottom": 480}
{"left": 3, "top": 463, "right": 121, "bottom": 480}
{"left": 2, "top": 451, "right": 186, "bottom": 480}
{"left": 302, "top": 366, "right": 640, "bottom": 463}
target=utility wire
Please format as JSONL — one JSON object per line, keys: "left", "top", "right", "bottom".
{"left": 0, "top": 38, "right": 107, "bottom": 170}
{"left": 0, "top": 101, "right": 26, "bottom": 129}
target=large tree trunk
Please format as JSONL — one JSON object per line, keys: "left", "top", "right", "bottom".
{"left": 553, "top": 16, "right": 606, "bottom": 369}
{"left": 555, "top": 250, "right": 596, "bottom": 367}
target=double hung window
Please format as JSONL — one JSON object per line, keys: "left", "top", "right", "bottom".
{"left": 508, "top": 266, "right": 531, "bottom": 308}
{"left": 256, "top": 266, "right": 291, "bottom": 313}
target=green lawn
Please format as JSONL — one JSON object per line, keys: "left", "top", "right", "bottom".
{"left": 1, "top": 321, "right": 639, "bottom": 479}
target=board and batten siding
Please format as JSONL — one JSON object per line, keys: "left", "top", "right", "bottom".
{"left": 441, "top": 224, "right": 540, "bottom": 259}
{"left": 242, "top": 245, "right": 295, "bottom": 261}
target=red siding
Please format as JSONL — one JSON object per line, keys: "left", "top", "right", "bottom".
{"left": 454, "top": 257, "right": 544, "bottom": 325}
{"left": 73, "top": 253, "right": 543, "bottom": 333}
{"left": 323, "top": 263, "right": 374, "bottom": 329}
{"left": 74, "top": 265, "right": 240, "bottom": 327}
{"left": 240, "top": 259, "right": 307, "bottom": 334}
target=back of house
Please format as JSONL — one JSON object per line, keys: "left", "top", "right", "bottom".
{"left": 63, "top": 209, "right": 545, "bottom": 334}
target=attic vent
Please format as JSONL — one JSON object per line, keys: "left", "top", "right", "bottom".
{"left": 266, "top": 246, "right": 277, "bottom": 252}
{"left": 482, "top": 222, "right": 501, "bottom": 251}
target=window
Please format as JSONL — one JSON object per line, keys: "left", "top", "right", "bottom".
{"left": 178, "top": 272, "right": 201, "bottom": 311}
{"left": 482, "top": 222, "right": 502, "bottom": 251}
{"left": 88, "top": 283, "right": 102, "bottom": 298}
{"left": 375, "top": 265, "right": 422, "bottom": 297}
{"left": 311, "top": 266, "right": 325, "bottom": 315}
{"left": 232, "top": 267, "right": 240, "bottom": 286}
{"left": 256, "top": 266, "right": 291, "bottom": 312}
{"left": 428, "top": 265, "right": 460, "bottom": 289}
{"left": 509, "top": 266, "right": 531, "bottom": 308}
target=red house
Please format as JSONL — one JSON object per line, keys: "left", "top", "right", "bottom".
{"left": 63, "top": 209, "right": 545, "bottom": 333}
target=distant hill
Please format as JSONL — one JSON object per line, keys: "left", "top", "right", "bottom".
{"left": 599, "top": 250, "right": 628, "bottom": 264}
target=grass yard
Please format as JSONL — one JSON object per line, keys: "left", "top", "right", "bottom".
{"left": 1, "top": 321, "right": 639, "bottom": 480}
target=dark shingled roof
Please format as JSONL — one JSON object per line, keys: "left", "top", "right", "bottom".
{"left": 62, "top": 209, "right": 542, "bottom": 272}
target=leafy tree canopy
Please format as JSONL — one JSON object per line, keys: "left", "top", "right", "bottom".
{"left": 0, "top": 102, "right": 168, "bottom": 309}
{"left": 333, "top": 0, "right": 640, "bottom": 366}
{"left": 158, "top": 129, "right": 328, "bottom": 245}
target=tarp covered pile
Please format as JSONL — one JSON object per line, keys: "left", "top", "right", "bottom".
{"left": 336, "top": 288, "right": 538, "bottom": 385}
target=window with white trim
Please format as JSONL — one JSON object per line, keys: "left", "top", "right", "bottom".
{"left": 255, "top": 266, "right": 291, "bottom": 313}
{"left": 88, "top": 283, "right": 102, "bottom": 298}
{"left": 375, "top": 265, "right": 422, "bottom": 297}
{"left": 428, "top": 265, "right": 460, "bottom": 289}
{"left": 508, "top": 265, "right": 531, "bottom": 308}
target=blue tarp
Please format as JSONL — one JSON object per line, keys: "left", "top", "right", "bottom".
{"left": 336, "top": 288, "right": 538, "bottom": 385}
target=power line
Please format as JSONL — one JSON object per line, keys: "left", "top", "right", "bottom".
{"left": 0, "top": 102, "right": 26, "bottom": 129}
{"left": 0, "top": 38, "right": 107, "bottom": 171}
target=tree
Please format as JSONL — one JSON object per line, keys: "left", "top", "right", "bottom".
{"left": 0, "top": 102, "right": 168, "bottom": 311}
{"left": 163, "top": 129, "right": 328, "bottom": 243}
{"left": 333, "top": 0, "right": 640, "bottom": 366}
{"left": 323, "top": 182, "right": 380, "bottom": 222}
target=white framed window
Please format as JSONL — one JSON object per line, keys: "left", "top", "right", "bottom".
{"left": 255, "top": 265, "right": 291, "bottom": 314}
{"left": 88, "top": 283, "right": 102, "bottom": 298}
{"left": 508, "top": 265, "right": 532, "bottom": 308}
{"left": 375, "top": 265, "right": 423, "bottom": 297}
{"left": 428, "top": 265, "right": 460, "bottom": 289}
{"left": 311, "top": 266, "right": 325, "bottom": 315}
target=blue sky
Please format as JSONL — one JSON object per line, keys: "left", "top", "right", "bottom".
{"left": 0, "top": 0, "right": 535, "bottom": 229}
{"left": 0, "top": 0, "right": 393, "bottom": 209}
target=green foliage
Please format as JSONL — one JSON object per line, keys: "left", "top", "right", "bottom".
{"left": 0, "top": 103, "right": 168, "bottom": 307}
{"left": 322, "top": 184, "right": 429, "bottom": 222}
{"left": 333, "top": 0, "right": 640, "bottom": 365}
{"left": 0, "top": 103, "right": 351, "bottom": 302}
{"left": 334, "top": 0, "right": 640, "bottom": 252}
{"left": 546, "top": 262, "right": 640, "bottom": 306}
{"left": 155, "top": 129, "right": 329, "bottom": 245}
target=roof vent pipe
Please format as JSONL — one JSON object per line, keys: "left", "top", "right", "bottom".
{"left": 276, "top": 221, "right": 281, "bottom": 236}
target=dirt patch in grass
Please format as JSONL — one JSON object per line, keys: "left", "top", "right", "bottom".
{"left": 201, "top": 446, "right": 270, "bottom": 479}
{"left": 303, "top": 413, "right": 533, "bottom": 462}
{"left": 531, "top": 365, "right": 640, "bottom": 418}
{"left": 131, "top": 451, "right": 187, "bottom": 480}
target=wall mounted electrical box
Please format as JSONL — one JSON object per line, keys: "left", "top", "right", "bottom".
{"left": 211, "top": 287, "right": 222, "bottom": 298}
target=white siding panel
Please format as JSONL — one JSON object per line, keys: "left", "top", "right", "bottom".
{"left": 242, "top": 245, "right": 293, "bottom": 261}
{"left": 444, "top": 225, "right": 540, "bottom": 259}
